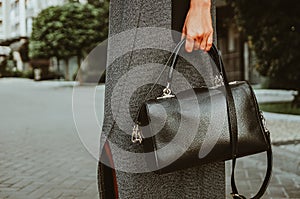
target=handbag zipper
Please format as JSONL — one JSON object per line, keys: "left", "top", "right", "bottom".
{"left": 260, "top": 111, "right": 270, "bottom": 133}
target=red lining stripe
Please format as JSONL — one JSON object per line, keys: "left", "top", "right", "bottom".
{"left": 104, "top": 141, "right": 119, "bottom": 198}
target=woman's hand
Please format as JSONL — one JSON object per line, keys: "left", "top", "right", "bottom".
{"left": 181, "top": 0, "right": 213, "bottom": 52}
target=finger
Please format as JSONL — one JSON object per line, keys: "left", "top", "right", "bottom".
{"left": 185, "top": 35, "right": 194, "bottom": 53}
{"left": 200, "top": 33, "right": 208, "bottom": 51}
{"left": 205, "top": 32, "right": 213, "bottom": 51}
{"left": 194, "top": 39, "right": 201, "bottom": 50}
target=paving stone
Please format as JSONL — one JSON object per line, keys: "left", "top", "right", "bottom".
{"left": 288, "top": 190, "right": 300, "bottom": 198}
{"left": 41, "top": 189, "right": 64, "bottom": 198}
{"left": 11, "top": 179, "right": 33, "bottom": 190}
{"left": 26, "top": 186, "right": 51, "bottom": 198}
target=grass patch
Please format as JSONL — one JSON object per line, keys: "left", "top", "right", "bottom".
{"left": 259, "top": 102, "right": 300, "bottom": 115}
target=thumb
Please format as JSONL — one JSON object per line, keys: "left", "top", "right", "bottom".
{"left": 181, "top": 24, "right": 187, "bottom": 40}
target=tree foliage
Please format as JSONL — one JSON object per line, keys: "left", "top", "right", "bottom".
{"left": 227, "top": 0, "right": 300, "bottom": 90}
{"left": 87, "top": 0, "right": 108, "bottom": 8}
{"left": 29, "top": 2, "right": 108, "bottom": 60}
{"left": 29, "top": 2, "right": 109, "bottom": 80}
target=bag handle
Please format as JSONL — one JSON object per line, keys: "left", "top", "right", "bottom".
{"left": 133, "top": 39, "right": 224, "bottom": 126}
{"left": 165, "top": 39, "right": 225, "bottom": 93}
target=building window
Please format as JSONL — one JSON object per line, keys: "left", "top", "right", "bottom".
{"left": 26, "top": 17, "right": 32, "bottom": 36}
{"left": 14, "top": 23, "right": 19, "bottom": 33}
{"left": 0, "top": 2, "right": 2, "bottom": 16}
{"left": 0, "top": 21, "right": 3, "bottom": 33}
{"left": 25, "top": 0, "right": 30, "bottom": 9}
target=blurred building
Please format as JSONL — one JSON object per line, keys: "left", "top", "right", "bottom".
{"left": 0, "top": 0, "right": 87, "bottom": 72}
{"left": 0, "top": 0, "right": 90, "bottom": 40}
{"left": 0, "top": 0, "right": 70, "bottom": 71}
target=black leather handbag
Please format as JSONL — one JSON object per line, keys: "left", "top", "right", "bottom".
{"left": 131, "top": 39, "right": 272, "bottom": 199}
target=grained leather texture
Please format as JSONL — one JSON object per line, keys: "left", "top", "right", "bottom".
{"left": 138, "top": 81, "right": 270, "bottom": 174}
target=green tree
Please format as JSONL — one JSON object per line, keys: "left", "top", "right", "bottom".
{"left": 29, "top": 2, "right": 108, "bottom": 80}
{"left": 29, "top": 6, "right": 64, "bottom": 59}
{"left": 227, "top": 0, "right": 300, "bottom": 91}
{"left": 87, "top": 0, "right": 103, "bottom": 7}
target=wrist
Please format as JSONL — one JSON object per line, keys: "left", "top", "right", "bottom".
{"left": 190, "top": 0, "right": 211, "bottom": 8}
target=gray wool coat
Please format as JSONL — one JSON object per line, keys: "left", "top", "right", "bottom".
{"left": 98, "top": 0, "right": 225, "bottom": 198}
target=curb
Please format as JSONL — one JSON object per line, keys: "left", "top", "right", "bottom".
{"left": 254, "top": 89, "right": 296, "bottom": 104}
{"left": 263, "top": 111, "right": 300, "bottom": 121}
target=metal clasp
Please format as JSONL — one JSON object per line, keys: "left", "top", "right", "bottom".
{"left": 231, "top": 193, "right": 246, "bottom": 199}
{"left": 131, "top": 124, "right": 143, "bottom": 144}
{"left": 229, "top": 81, "right": 238, "bottom": 85}
{"left": 214, "top": 75, "right": 224, "bottom": 87}
{"left": 157, "top": 87, "right": 175, "bottom": 99}
{"left": 210, "top": 75, "right": 225, "bottom": 89}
